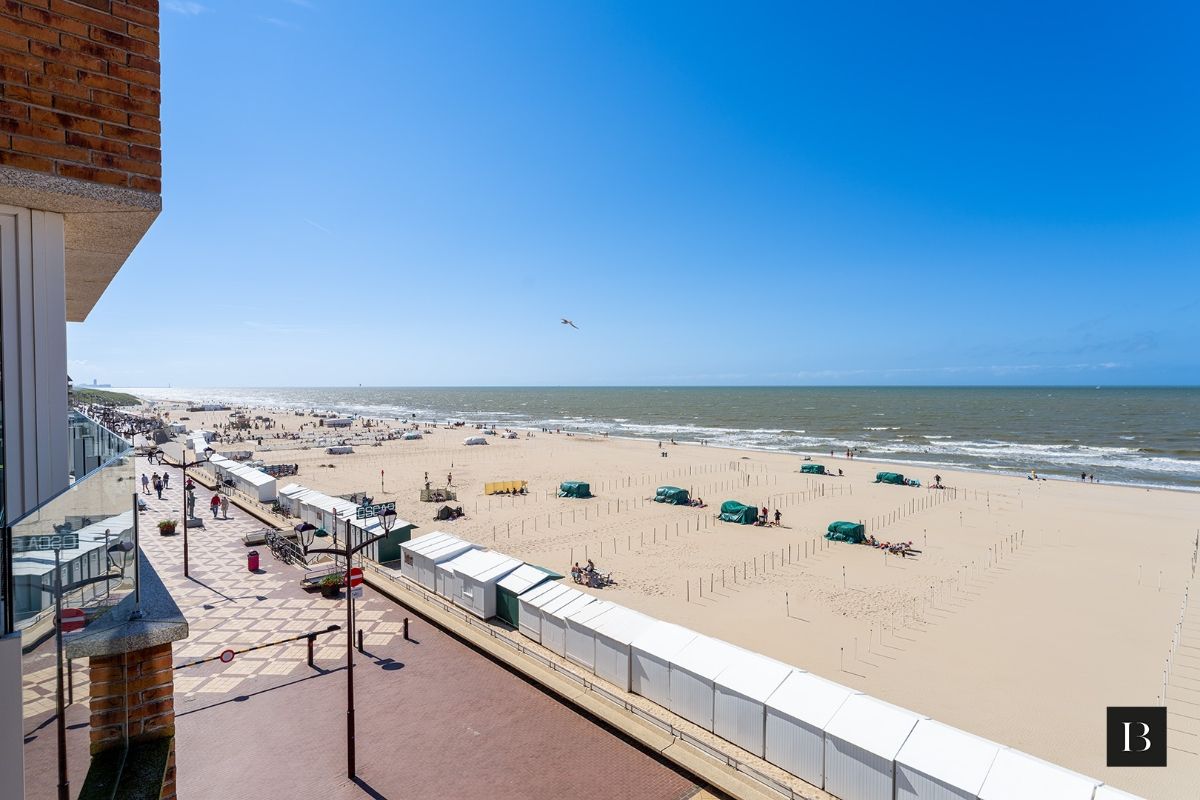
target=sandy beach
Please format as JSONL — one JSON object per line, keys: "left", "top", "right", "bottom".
{"left": 159, "top": 404, "right": 1199, "bottom": 798}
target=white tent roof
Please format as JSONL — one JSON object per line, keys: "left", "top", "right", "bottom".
{"left": 978, "top": 748, "right": 1099, "bottom": 800}
{"left": 497, "top": 564, "right": 555, "bottom": 595}
{"left": 236, "top": 469, "right": 275, "bottom": 487}
{"left": 671, "top": 635, "right": 745, "bottom": 681}
{"left": 714, "top": 651, "right": 794, "bottom": 702}
{"left": 443, "top": 549, "right": 522, "bottom": 582}
{"left": 896, "top": 719, "right": 1002, "bottom": 795}
{"left": 592, "top": 606, "right": 657, "bottom": 645}
{"left": 1092, "top": 785, "right": 1143, "bottom": 800}
{"left": 543, "top": 591, "right": 595, "bottom": 622}
{"left": 403, "top": 531, "right": 459, "bottom": 555}
{"left": 279, "top": 483, "right": 306, "bottom": 497}
{"left": 823, "top": 693, "right": 925, "bottom": 760}
{"left": 522, "top": 582, "right": 574, "bottom": 610}
{"left": 630, "top": 621, "right": 699, "bottom": 661}
{"left": 567, "top": 600, "right": 616, "bottom": 628}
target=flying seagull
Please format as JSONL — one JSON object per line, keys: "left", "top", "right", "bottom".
{"left": 561, "top": 318, "right": 579, "bottom": 329}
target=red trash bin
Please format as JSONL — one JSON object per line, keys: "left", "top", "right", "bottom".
{"left": 247, "top": 550, "right": 259, "bottom": 572}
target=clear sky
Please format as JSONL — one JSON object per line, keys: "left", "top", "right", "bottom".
{"left": 71, "top": 1, "right": 1200, "bottom": 387}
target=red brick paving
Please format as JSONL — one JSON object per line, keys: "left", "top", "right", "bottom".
{"left": 138, "top": 459, "right": 700, "bottom": 800}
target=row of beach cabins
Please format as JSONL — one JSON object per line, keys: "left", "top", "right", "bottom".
{"left": 391, "top": 530, "right": 1137, "bottom": 800}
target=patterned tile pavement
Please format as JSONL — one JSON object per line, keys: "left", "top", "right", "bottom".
{"left": 134, "top": 459, "right": 701, "bottom": 800}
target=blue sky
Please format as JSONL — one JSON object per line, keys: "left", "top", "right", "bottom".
{"left": 72, "top": 1, "right": 1200, "bottom": 387}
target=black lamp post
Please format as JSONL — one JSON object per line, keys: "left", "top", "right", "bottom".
{"left": 306, "top": 507, "right": 395, "bottom": 779}
{"left": 179, "top": 444, "right": 214, "bottom": 579}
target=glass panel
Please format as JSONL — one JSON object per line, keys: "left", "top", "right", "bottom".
{"left": 12, "top": 434, "right": 137, "bottom": 799}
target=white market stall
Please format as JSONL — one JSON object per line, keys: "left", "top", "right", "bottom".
{"left": 438, "top": 549, "right": 523, "bottom": 619}
{"left": 668, "top": 635, "right": 745, "bottom": 731}
{"left": 823, "top": 694, "right": 926, "bottom": 800}
{"left": 764, "top": 671, "right": 859, "bottom": 789}
{"left": 895, "top": 719, "right": 1002, "bottom": 800}
{"left": 630, "top": 622, "right": 699, "bottom": 708}
{"left": 977, "top": 748, "right": 1099, "bottom": 800}
{"left": 564, "top": 600, "right": 617, "bottom": 670}
{"left": 517, "top": 582, "right": 573, "bottom": 642}
{"left": 399, "top": 532, "right": 477, "bottom": 590}
{"left": 538, "top": 590, "right": 596, "bottom": 657}
{"left": 712, "top": 651, "right": 794, "bottom": 757}
{"left": 592, "top": 607, "right": 657, "bottom": 692}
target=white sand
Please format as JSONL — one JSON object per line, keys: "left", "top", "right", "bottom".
{"left": 163, "top": 405, "right": 1200, "bottom": 798}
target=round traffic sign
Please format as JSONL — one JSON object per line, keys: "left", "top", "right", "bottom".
{"left": 60, "top": 608, "right": 86, "bottom": 633}
{"left": 219, "top": 649, "right": 235, "bottom": 664}
{"left": 348, "top": 567, "right": 364, "bottom": 588}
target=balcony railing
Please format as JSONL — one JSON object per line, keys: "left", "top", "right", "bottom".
{"left": 5, "top": 412, "right": 142, "bottom": 799}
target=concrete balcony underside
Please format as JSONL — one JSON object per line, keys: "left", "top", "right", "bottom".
{"left": 0, "top": 165, "right": 161, "bottom": 322}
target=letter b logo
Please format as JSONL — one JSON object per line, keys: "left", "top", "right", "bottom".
{"left": 1107, "top": 707, "right": 1166, "bottom": 767}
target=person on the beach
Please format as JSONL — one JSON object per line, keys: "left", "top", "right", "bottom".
{"left": 210, "top": 494, "right": 220, "bottom": 518}
{"left": 774, "top": 509, "right": 782, "bottom": 525}
{"left": 838, "top": 468, "right": 844, "bottom": 477}
{"left": 141, "top": 473, "right": 149, "bottom": 494}
{"left": 220, "top": 494, "right": 230, "bottom": 519}
{"left": 447, "top": 472, "right": 453, "bottom": 486}
{"left": 571, "top": 563, "right": 583, "bottom": 583}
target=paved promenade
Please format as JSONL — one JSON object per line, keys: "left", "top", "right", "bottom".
{"left": 137, "top": 459, "right": 700, "bottom": 800}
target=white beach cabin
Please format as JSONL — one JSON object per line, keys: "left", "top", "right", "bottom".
{"left": 440, "top": 549, "right": 523, "bottom": 619}
{"left": 564, "top": 600, "right": 617, "bottom": 671}
{"left": 822, "top": 694, "right": 926, "bottom": 800}
{"left": 517, "top": 582, "right": 573, "bottom": 642}
{"left": 629, "top": 622, "right": 699, "bottom": 708}
{"left": 712, "top": 652, "right": 794, "bottom": 758}
{"left": 399, "top": 532, "right": 476, "bottom": 590}
{"left": 764, "top": 670, "right": 858, "bottom": 789}
{"left": 895, "top": 719, "right": 1002, "bottom": 800}
{"left": 277, "top": 483, "right": 309, "bottom": 516}
{"left": 227, "top": 465, "right": 277, "bottom": 503}
{"left": 667, "top": 635, "right": 745, "bottom": 731}
{"left": 592, "top": 607, "right": 657, "bottom": 692}
{"left": 539, "top": 590, "right": 596, "bottom": 657}
{"left": 977, "top": 748, "right": 1100, "bottom": 800}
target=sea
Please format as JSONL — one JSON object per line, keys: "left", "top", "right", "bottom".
{"left": 118, "top": 387, "right": 1200, "bottom": 492}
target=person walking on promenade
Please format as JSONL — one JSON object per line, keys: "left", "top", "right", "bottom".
{"left": 210, "top": 494, "right": 221, "bottom": 518}
{"left": 162, "top": 472, "right": 170, "bottom": 490}
{"left": 153, "top": 477, "right": 163, "bottom": 500}
{"left": 141, "top": 473, "right": 149, "bottom": 494}
{"left": 220, "top": 494, "right": 230, "bottom": 519}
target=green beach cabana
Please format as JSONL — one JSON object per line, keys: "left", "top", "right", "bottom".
{"left": 496, "top": 564, "right": 563, "bottom": 628}
{"left": 719, "top": 501, "right": 757, "bottom": 524}
{"left": 825, "top": 521, "right": 866, "bottom": 544}
{"left": 875, "top": 472, "right": 906, "bottom": 485}
{"left": 558, "top": 481, "right": 592, "bottom": 498}
{"left": 800, "top": 464, "right": 827, "bottom": 475}
{"left": 654, "top": 486, "right": 690, "bottom": 505}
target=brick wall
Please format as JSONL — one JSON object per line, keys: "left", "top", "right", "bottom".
{"left": 0, "top": 0, "right": 160, "bottom": 193}
{"left": 87, "top": 641, "right": 176, "bottom": 754}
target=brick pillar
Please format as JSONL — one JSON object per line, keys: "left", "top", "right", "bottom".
{"left": 87, "top": 642, "right": 177, "bottom": 797}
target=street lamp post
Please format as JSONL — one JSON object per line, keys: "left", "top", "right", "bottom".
{"left": 174, "top": 444, "right": 214, "bottom": 579}
{"left": 307, "top": 506, "right": 396, "bottom": 780}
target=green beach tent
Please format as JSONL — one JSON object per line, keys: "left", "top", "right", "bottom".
{"left": 800, "top": 464, "right": 827, "bottom": 475}
{"left": 719, "top": 500, "right": 757, "bottom": 524}
{"left": 825, "top": 521, "right": 866, "bottom": 544}
{"left": 558, "top": 481, "right": 592, "bottom": 498}
{"left": 654, "top": 486, "right": 690, "bottom": 505}
{"left": 875, "top": 472, "right": 906, "bottom": 485}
